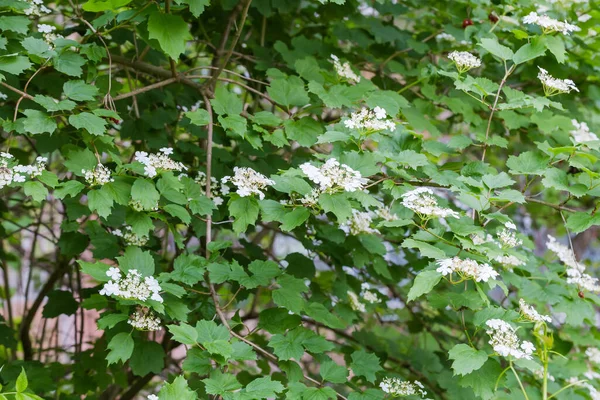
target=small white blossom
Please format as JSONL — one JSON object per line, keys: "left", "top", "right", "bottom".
{"left": 0, "top": 153, "right": 47, "bottom": 189}
{"left": 147, "top": 395, "right": 159, "bottom": 400}
{"left": 522, "top": 12, "right": 579, "bottom": 35}
{"left": 401, "top": 187, "right": 460, "bottom": 219}
{"left": 128, "top": 310, "right": 161, "bottom": 331}
{"left": 570, "top": 119, "right": 598, "bottom": 144}
{"left": 340, "top": 210, "right": 380, "bottom": 236}
{"left": 195, "top": 171, "right": 228, "bottom": 206}
{"left": 360, "top": 283, "right": 379, "bottom": 304}
{"left": 436, "top": 32, "right": 456, "bottom": 42}
{"left": 99, "top": 269, "right": 163, "bottom": 303}
{"left": 586, "top": 348, "right": 600, "bottom": 364}
{"left": 37, "top": 24, "right": 55, "bottom": 33}
{"left": 113, "top": 226, "right": 149, "bottom": 247}
{"left": 0, "top": 92, "right": 7, "bottom": 100}
{"left": 130, "top": 199, "right": 159, "bottom": 212}
{"left": 343, "top": 107, "right": 396, "bottom": 132}
{"left": 436, "top": 257, "right": 499, "bottom": 282}
{"left": 519, "top": 299, "right": 552, "bottom": 323}
{"left": 82, "top": 164, "right": 114, "bottom": 186}
{"left": 24, "top": 0, "right": 51, "bottom": 16}
{"left": 379, "top": 377, "right": 427, "bottom": 397}
{"left": 300, "top": 158, "right": 367, "bottom": 194}
{"left": 498, "top": 222, "right": 522, "bottom": 248}
{"left": 547, "top": 235, "right": 600, "bottom": 293}
{"left": 331, "top": 54, "right": 361, "bottom": 84}
{"left": 537, "top": 67, "right": 579, "bottom": 96}
{"left": 348, "top": 290, "right": 366, "bottom": 312}
{"left": 448, "top": 51, "right": 481, "bottom": 73}
{"left": 221, "top": 167, "right": 274, "bottom": 200}
{"left": 375, "top": 205, "right": 398, "bottom": 222}
{"left": 134, "top": 149, "right": 187, "bottom": 178}
{"left": 486, "top": 319, "right": 536, "bottom": 360}
{"left": 495, "top": 254, "right": 525, "bottom": 269}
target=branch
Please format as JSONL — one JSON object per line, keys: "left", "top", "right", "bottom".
{"left": 525, "top": 197, "right": 580, "bottom": 213}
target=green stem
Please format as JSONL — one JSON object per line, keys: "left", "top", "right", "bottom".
{"left": 510, "top": 362, "right": 530, "bottom": 400}
{"left": 547, "top": 380, "right": 587, "bottom": 399}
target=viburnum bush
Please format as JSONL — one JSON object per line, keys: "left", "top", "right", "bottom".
{"left": 2, "top": 0, "right": 600, "bottom": 399}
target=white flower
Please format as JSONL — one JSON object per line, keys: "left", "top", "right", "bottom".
{"left": 24, "top": 0, "right": 51, "bottom": 16}
{"left": 113, "top": 226, "right": 149, "bottom": 247}
{"left": 348, "top": 291, "right": 366, "bottom": 312}
{"left": 379, "top": 377, "right": 427, "bottom": 397}
{"left": 106, "top": 267, "right": 121, "bottom": 281}
{"left": 83, "top": 164, "right": 114, "bottom": 186}
{"left": 0, "top": 153, "right": 47, "bottom": 189}
{"left": 343, "top": 107, "right": 396, "bottom": 132}
{"left": 547, "top": 235, "right": 600, "bottom": 293}
{"left": 128, "top": 310, "right": 161, "bottom": 331}
{"left": 586, "top": 348, "right": 600, "bottom": 364}
{"left": 195, "top": 171, "right": 229, "bottom": 204}
{"left": 498, "top": 223, "right": 522, "bottom": 248}
{"left": 522, "top": 12, "right": 579, "bottom": 35}
{"left": 221, "top": 167, "right": 274, "bottom": 200}
{"left": 99, "top": 269, "right": 163, "bottom": 303}
{"left": 436, "top": 32, "right": 456, "bottom": 42}
{"left": 436, "top": 257, "right": 499, "bottom": 283}
{"left": 401, "top": 187, "right": 460, "bottom": 219}
{"left": 331, "top": 54, "right": 361, "bottom": 84}
{"left": 486, "top": 319, "right": 535, "bottom": 360}
{"left": 135, "top": 149, "right": 187, "bottom": 178}
{"left": 360, "top": 283, "right": 380, "bottom": 304}
{"left": 300, "top": 158, "right": 367, "bottom": 195}
{"left": 570, "top": 119, "right": 598, "bottom": 144}
{"left": 340, "top": 210, "right": 380, "bottom": 236}
{"left": 448, "top": 51, "right": 481, "bottom": 73}
{"left": 495, "top": 255, "right": 525, "bottom": 269}
{"left": 537, "top": 67, "right": 579, "bottom": 96}
{"left": 375, "top": 205, "right": 398, "bottom": 222}
{"left": 147, "top": 395, "right": 159, "bottom": 400}
{"left": 519, "top": 299, "right": 552, "bottom": 323}
{"left": 0, "top": 92, "right": 7, "bottom": 100}
{"left": 37, "top": 24, "right": 55, "bottom": 33}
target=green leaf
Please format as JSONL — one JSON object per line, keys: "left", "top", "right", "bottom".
{"left": 211, "top": 86, "right": 243, "bottom": 116}
{"left": 239, "top": 260, "right": 281, "bottom": 289}
{"left": 64, "top": 148, "right": 97, "bottom": 174}
{"left": 78, "top": 261, "right": 111, "bottom": 282}
{"left": 407, "top": 270, "right": 443, "bottom": 302}
{"left": 281, "top": 207, "right": 311, "bottom": 231}
{"left": 448, "top": 344, "right": 488, "bottom": 376}
{"left": 506, "top": 151, "right": 550, "bottom": 175}
{"left": 22, "top": 109, "right": 57, "bottom": 134}
{"left": 131, "top": 179, "right": 160, "bottom": 210}
{"left": 130, "top": 341, "right": 165, "bottom": 377}
{"left": 168, "top": 323, "right": 198, "bottom": 345}
{"left": 202, "top": 370, "right": 242, "bottom": 396}
{"left": 237, "top": 376, "right": 284, "bottom": 399}
{"left": 170, "top": 253, "right": 205, "bottom": 285}
{"left": 185, "top": 109, "right": 210, "bottom": 126}
{"left": 82, "top": 0, "right": 133, "bottom": 11}
{"left": 566, "top": 212, "right": 600, "bottom": 234}
{"left": 0, "top": 55, "right": 31, "bottom": 75}
{"left": 42, "top": 290, "right": 78, "bottom": 318}
{"left": 174, "top": 0, "right": 210, "bottom": 17}
{"left": 97, "top": 313, "right": 128, "bottom": 329}
{"left": 513, "top": 40, "right": 546, "bottom": 65}
{"left": 402, "top": 238, "right": 445, "bottom": 259}
{"left": 350, "top": 350, "right": 382, "bottom": 383}
{"left": 148, "top": 11, "right": 192, "bottom": 59}
{"left": 320, "top": 360, "right": 348, "bottom": 383}
{"left": 54, "top": 52, "right": 86, "bottom": 77}
{"left": 182, "top": 347, "right": 212, "bottom": 374}
{"left": 88, "top": 188, "right": 113, "bottom": 218}
{"left": 478, "top": 38, "right": 514, "bottom": 60}
{"left": 0, "top": 16, "right": 30, "bottom": 34}
{"left": 22, "top": 37, "right": 54, "bottom": 58}
{"left": 15, "top": 368, "right": 27, "bottom": 392}
{"left": 33, "top": 95, "right": 76, "bottom": 112}
{"left": 269, "top": 331, "right": 305, "bottom": 360}
{"left": 106, "top": 332, "right": 134, "bottom": 365}
{"left": 164, "top": 204, "right": 191, "bottom": 224}
{"left": 285, "top": 117, "right": 322, "bottom": 147}
{"left": 319, "top": 192, "right": 351, "bottom": 222}
{"left": 229, "top": 196, "right": 260, "bottom": 234}
{"left": 64, "top": 80, "right": 100, "bottom": 101}
{"left": 69, "top": 112, "right": 107, "bottom": 135}
{"left": 157, "top": 375, "right": 198, "bottom": 400}
{"left": 543, "top": 35, "right": 566, "bottom": 64}
{"left": 267, "top": 76, "right": 310, "bottom": 107}
{"left": 117, "top": 246, "right": 155, "bottom": 276}
{"left": 23, "top": 181, "right": 47, "bottom": 202}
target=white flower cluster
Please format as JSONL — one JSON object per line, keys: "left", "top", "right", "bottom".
{"left": 435, "top": 32, "right": 456, "bottom": 42}
{"left": 147, "top": 395, "right": 159, "bottom": 400}
{"left": 401, "top": 187, "right": 460, "bottom": 219}
{"left": 472, "top": 233, "right": 496, "bottom": 245}
{"left": 522, "top": 12, "right": 579, "bottom": 35}
{"left": 379, "top": 377, "right": 427, "bottom": 398}
{"left": 495, "top": 254, "right": 525, "bottom": 269}
{"left": 0, "top": 153, "right": 47, "bottom": 189}
{"left": 448, "top": 51, "right": 481, "bottom": 73}
{"left": 436, "top": 257, "right": 499, "bottom": 282}
{"left": 100, "top": 268, "right": 163, "bottom": 303}
{"left": 566, "top": 377, "right": 600, "bottom": 400}
{"left": 537, "top": 67, "right": 578, "bottom": 96}
{"left": 135, "top": 148, "right": 187, "bottom": 178}
{"left": 331, "top": 54, "right": 361, "bottom": 84}
{"left": 343, "top": 107, "right": 396, "bottom": 132}
{"left": 83, "top": 164, "right": 114, "bottom": 186}
{"left": 300, "top": 158, "right": 367, "bottom": 195}
{"left": 546, "top": 235, "right": 600, "bottom": 292}
{"left": 347, "top": 291, "right": 366, "bottom": 312}
{"left": 586, "top": 347, "right": 600, "bottom": 364}
{"left": 570, "top": 119, "right": 598, "bottom": 144}
{"left": 340, "top": 210, "right": 380, "bottom": 236}
{"left": 130, "top": 199, "right": 158, "bottom": 212}
{"left": 486, "top": 319, "right": 536, "bottom": 360}
{"left": 498, "top": 222, "right": 522, "bottom": 248}
{"left": 196, "top": 171, "right": 229, "bottom": 206}
{"left": 519, "top": 299, "right": 552, "bottom": 323}
{"left": 24, "top": 0, "right": 51, "bottom": 16}
{"left": 128, "top": 310, "right": 161, "bottom": 331}
{"left": 113, "top": 226, "right": 149, "bottom": 247}
{"left": 221, "top": 167, "right": 274, "bottom": 200}
{"left": 375, "top": 205, "right": 398, "bottom": 222}
{"left": 360, "top": 283, "right": 379, "bottom": 304}
{"left": 37, "top": 24, "right": 62, "bottom": 44}
{"left": 0, "top": 92, "right": 7, "bottom": 101}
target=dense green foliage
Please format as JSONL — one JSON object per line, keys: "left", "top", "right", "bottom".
{"left": 1, "top": 0, "right": 600, "bottom": 399}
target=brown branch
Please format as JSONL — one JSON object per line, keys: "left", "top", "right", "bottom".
{"left": 113, "top": 77, "right": 179, "bottom": 101}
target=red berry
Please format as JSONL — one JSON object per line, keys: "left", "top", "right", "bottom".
{"left": 110, "top": 118, "right": 121, "bottom": 124}
{"left": 462, "top": 18, "right": 474, "bottom": 29}
{"left": 578, "top": 291, "right": 585, "bottom": 298}
{"left": 488, "top": 13, "right": 499, "bottom": 23}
